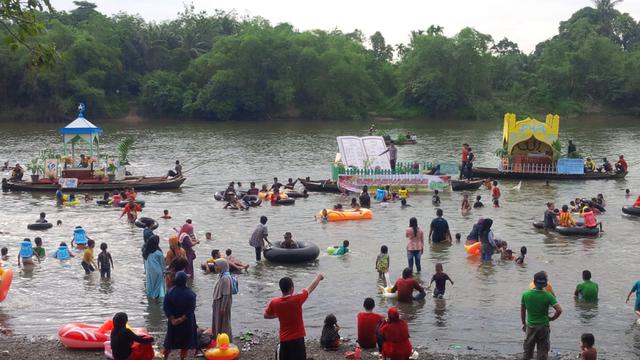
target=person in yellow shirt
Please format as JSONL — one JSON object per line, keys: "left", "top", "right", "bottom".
{"left": 584, "top": 157, "right": 596, "bottom": 172}
{"left": 559, "top": 205, "right": 576, "bottom": 227}
{"left": 81, "top": 240, "right": 97, "bottom": 274}
{"left": 398, "top": 186, "right": 409, "bottom": 200}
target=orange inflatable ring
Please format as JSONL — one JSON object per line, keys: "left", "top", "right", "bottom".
{"left": 318, "top": 209, "right": 373, "bottom": 222}
{"left": 0, "top": 268, "right": 13, "bottom": 302}
{"left": 258, "top": 191, "right": 289, "bottom": 201}
{"left": 205, "top": 333, "right": 240, "bottom": 360}
{"left": 464, "top": 242, "right": 481, "bottom": 256}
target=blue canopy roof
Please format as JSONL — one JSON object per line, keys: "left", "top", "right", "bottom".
{"left": 59, "top": 116, "right": 103, "bottom": 135}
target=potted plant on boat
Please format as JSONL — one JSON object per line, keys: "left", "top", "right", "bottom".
{"left": 27, "top": 158, "right": 43, "bottom": 182}
{"left": 107, "top": 163, "right": 117, "bottom": 181}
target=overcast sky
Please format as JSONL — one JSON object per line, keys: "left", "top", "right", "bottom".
{"left": 51, "top": 0, "right": 640, "bottom": 53}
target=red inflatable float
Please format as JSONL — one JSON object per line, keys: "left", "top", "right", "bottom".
{"left": 58, "top": 320, "right": 148, "bottom": 349}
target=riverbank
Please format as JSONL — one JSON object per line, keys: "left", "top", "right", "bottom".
{"left": 0, "top": 333, "right": 578, "bottom": 359}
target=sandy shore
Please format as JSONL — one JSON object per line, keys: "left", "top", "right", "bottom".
{"left": 0, "top": 332, "right": 577, "bottom": 360}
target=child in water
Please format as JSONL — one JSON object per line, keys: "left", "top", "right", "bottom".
{"left": 160, "top": 209, "right": 172, "bottom": 219}
{"left": 18, "top": 238, "right": 34, "bottom": 267}
{"left": 432, "top": 189, "right": 441, "bottom": 206}
{"left": 331, "top": 240, "right": 350, "bottom": 256}
{"left": 35, "top": 212, "right": 48, "bottom": 223}
{"left": 98, "top": 242, "right": 114, "bottom": 279}
{"left": 0, "top": 247, "right": 8, "bottom": 261}
{"left": 81, "top": 239, "right": 97, "bottom": 274}
{"left": 455, "top": 233, "right": 461, "bottom": 243}
{"left": 491, "top": 180, "right": 501, "bottom": 200}
{"left": 429, "top": 263, "right": 453, "bottom": 298}
{"left": 376, "top": 246, "right": 389, "bottom": 278}
{"left": 320, "top": 314, "right": 341, "bottom": 350}
{"left": 319, "top": 209, "right": 329, "bottom": 223}
{"left": 225, "top": 249, "right": 250, "bottom": 272}
{"left": 559, "top": 205, "right": 576, "bottom": 227}
{"left": 580, "top": 333, "right": 597, "bottom": 360}
{"left": 473, "top": 195, "right": 484, "bottom": 208}
{"left": 33, "top": 237, "right": 45, "bottom": 261}
{"left": 626, "top": 188, "right": 631, "bottom": 198}
{"left": 461, "top": 193, "right": 472, "bottom": 215}
{"left": 205, "top": 232, "right": 212, "bottom": 240}
{"left": 53, "top": 242, "right": 74, "bottom": 260}
{"left": 71, "top": 226, "right": 92, "bottom": 249}
{"left": 515, "top": 246, "right": 527, "bottom": 264}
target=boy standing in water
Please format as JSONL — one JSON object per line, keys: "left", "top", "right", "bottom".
{"left": 491, "top": 181, "right": 501, "bottom": 200}
{"left": 428, "top": 263, "right": 454, "bottom": 298}
{"left": 98, "top": 242, "right": 114, "bottom": 279}
{"left": 33, "top": 237, "right": 45, "bottom": 261}
{"left": 574, "top": 270, "right": 598, "bottom": 302}
{"left": 81, "top": 240, "right": 98, "bottom": 274}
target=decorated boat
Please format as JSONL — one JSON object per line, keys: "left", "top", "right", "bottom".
{"left": 470, "top": 113, "right": 627, "bottom": 181}
{"left": 1, "top": 104, "right": 186, "bottom": 192}
{"left": 298, "top": 178, "right": 340, "bottom": 193}
{"left": 451, "top": 179, "right": 485, "bottom": 191}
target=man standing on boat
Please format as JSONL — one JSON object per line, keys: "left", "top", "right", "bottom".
{"left": 379, "top": 141, "right": 398, "bottom": 171}
{"left": 568, "top": 140, "right": 577, "bottom": 157}
{"left": 460, "top": 143, "right": 469, "bottom": 179}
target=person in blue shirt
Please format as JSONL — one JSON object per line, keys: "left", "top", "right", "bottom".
{"left": 331, "top": 240, "right": 350, "bottom": 256}
{"left": 55, "top": 184, "right": 64, "bottom": 207}
{"left": 429, "top": 209, "right": 452, "bottom": 243}
{"left": 626, "top": 280, "right": 640, "bottom": 319}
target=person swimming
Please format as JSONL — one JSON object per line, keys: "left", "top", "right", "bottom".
{"left": 515, "top": 246, "right": 527, "bottom": 264}
{"left": 432, "top": 189, "right": 441, "bottom": 206}
{"left": 473, "top": 195, "right": 484, "bottom": 208}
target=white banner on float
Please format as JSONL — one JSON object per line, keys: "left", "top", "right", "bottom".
{"left": 337, "top": 136, "right": 390, "bottom": 170}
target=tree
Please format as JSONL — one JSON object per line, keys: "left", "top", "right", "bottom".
{"left": 0, "top": 0, "right": 55, "bottom": 65}
{"left": 492, "top": 37, "right": 520, "bottom": 55}
{"left": 369, "top": 31, "right": 393, "bottom": 62}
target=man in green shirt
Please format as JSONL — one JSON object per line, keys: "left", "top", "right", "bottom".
{"left": 574, "top": 270, "right": 598, "bottom": 302}
{"left": 521, "top": 271, "right": 562, "bottom": 360}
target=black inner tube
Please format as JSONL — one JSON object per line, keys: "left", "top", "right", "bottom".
{"left": 264, "top": 241, "right": 320, "bottom": 263}
{"left": 622, "top": 206, "right": 640, "bottom": 216}
{"left": 135, "top": 217, "right": 158, "bottom": 230}
{"left": 27, "top": 222, "right": 53, "bottom": 230}
{"left": 275, "top": 198, "right": 295, "bottom": 205}
{"left": 118, "top": 200, "right": 145, "bottom": 208}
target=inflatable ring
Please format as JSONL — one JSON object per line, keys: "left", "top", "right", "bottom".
{"left": 0, "top": 268, "right": 13, "bottom": 302}
{"left": 64, "top": 199, "right": 81, "bottom": 206}
{"left": 58, "top": 321, "right": 148, "bottom": 349}
{"left": 96, "top": 200, "right": 110, "bottom": 205}
{"left": 118, "top": 200, "right": 145, "bottom": 208}
{"left": 555, "top": 226, "right": 599, "bottom": 236}
{"left": 378, "top": 285, "right": 397, "bottom": 299}
{"left": 134, "top": 217, "right": 158, "bottom": 230}
{"left": 214, "top": 192, "right": 225, "bottom": 201}
{"left": 241, "top": 195, "right": 262, "bottom": 207}
{"left": 464, "top": 241, "right": 481, "bottom": 256}
{"left": 622, "top": 206, "right": 640, "bottom": 216}
{"left": 326, "top": 247, "right": 336, "bottom": 255}
{"left": 274, "top": 198, "right": 295, "bottom": 205}
{"left": 260, "top": 192, "right": 289, "bottom": 201}
{"left": 264, "top": 241, "right": 320, "bottom": 263}
{"left": 532, "top": 221, "right": 544, "bottom": 229}
{"left": 27, "top": 222, "right": 53, "bottom": 230}
{"left": 284, "top": 191, "right": 308, "bottom": 198}
{"left": 205, "top": 333, "right": 240, "bottom": 360}
{"left": 318, "top": 209, "right": 373, "bottom": 221}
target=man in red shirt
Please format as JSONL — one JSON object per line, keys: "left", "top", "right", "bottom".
{"left": 392, "top": 268, "right": 426, "bottom": 302}
{"left": 616, "top": 154, "right": 628, "bottom": 173}
{"left": 264, "top": 274, "right": 324, "bottom": 360}
{"left": 356, "top": 297, "right": 384, "bottom": 349}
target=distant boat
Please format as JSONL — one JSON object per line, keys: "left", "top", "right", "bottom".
{"left": 2, "top": 176, "right": 185, "bottom": 192}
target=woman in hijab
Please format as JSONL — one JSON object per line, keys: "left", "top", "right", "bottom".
{"left": 110, "top": 312, "right": 154, "bottom": 360}
{"left": 163, "top": 271, "right": 198, "bottom": 359}
{"left": 379, "top": 307, "right": 413, "bottom": 360}
{"left": 165, "top": 234, "right": 187, "bottom": 289}
{"left": 479, "top": 218, "right": 496, "bottom": 262}
{"left": 211, "top": 258, "right": 233, "bottom": 339}
{"left": 143, "top": 235, "right": 166, "bottom": 299}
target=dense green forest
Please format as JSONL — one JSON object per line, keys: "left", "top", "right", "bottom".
{"left": 1, "top": 0, "right": 640, "bottom": 121}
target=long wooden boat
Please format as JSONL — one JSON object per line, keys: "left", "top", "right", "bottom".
{"left": 298, "top": 178, "right": 340, "bottom": 193}
{"left": 470, "top": 167, "right": 627, "bottom": 181}
{"left": 1, "top": 176, "right": 186, "bottom": 192}
{"left": 451, "top": 179, "right": 484, "bottom": 191}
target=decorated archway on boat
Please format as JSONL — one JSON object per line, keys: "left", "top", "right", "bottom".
{"left": 501, "top": 113, "right": 560, "bottom": 171}
{"left": 59, "top": 103, "right": 102, "bottom": 159}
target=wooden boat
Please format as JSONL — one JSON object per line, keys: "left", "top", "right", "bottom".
{"left": 298, "top": 178, "right": 340, "bottom": 193}
{"left": 1, "top": 176, "right": 185, "bottom": 192}
{"left": 470, "top": 167, "right": 627, "bottom": 181}
{"left": 451, "top": 179, "right": 484, "bottom": 191}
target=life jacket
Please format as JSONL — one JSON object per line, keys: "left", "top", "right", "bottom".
{"left": 398, "top": 189, "right": 408, "bottom": 199}
{"left": 583, "top": 211, "right": 597, "bottom": 228}
{"left": 20, "top": 240, "right": 33, "bottom": 258}
{"left": 375, "top": 189, "right": 385, "bottom": 201}
{"left": 56, "top": 245, "right": 70, "bottom": 260}
{"left": 73, "top": 228, "right": 87, "bottom": 245}
{"left": 634, "top": 196, "right": 640, "bottom": 208}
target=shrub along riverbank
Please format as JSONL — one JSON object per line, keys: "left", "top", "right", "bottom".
{"left": 1, "top": 1, "right": 640, "bottom": 122}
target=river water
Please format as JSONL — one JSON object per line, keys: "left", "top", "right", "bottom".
{"left": 0, "top": 117, "right": 639, "bottom": 357}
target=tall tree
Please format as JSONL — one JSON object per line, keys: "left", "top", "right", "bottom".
{"left": 0, "top": 0, "right": 55, "bottom": 65}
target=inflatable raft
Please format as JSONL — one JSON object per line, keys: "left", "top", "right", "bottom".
{"left": 27, "top": 222, "right": 53, "bottom": 230}
{"left": 319, "top": 209, "right": 373, "bottom": 222}
{"left": 622, "top": 206, "right": 640, "bottom": 216}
